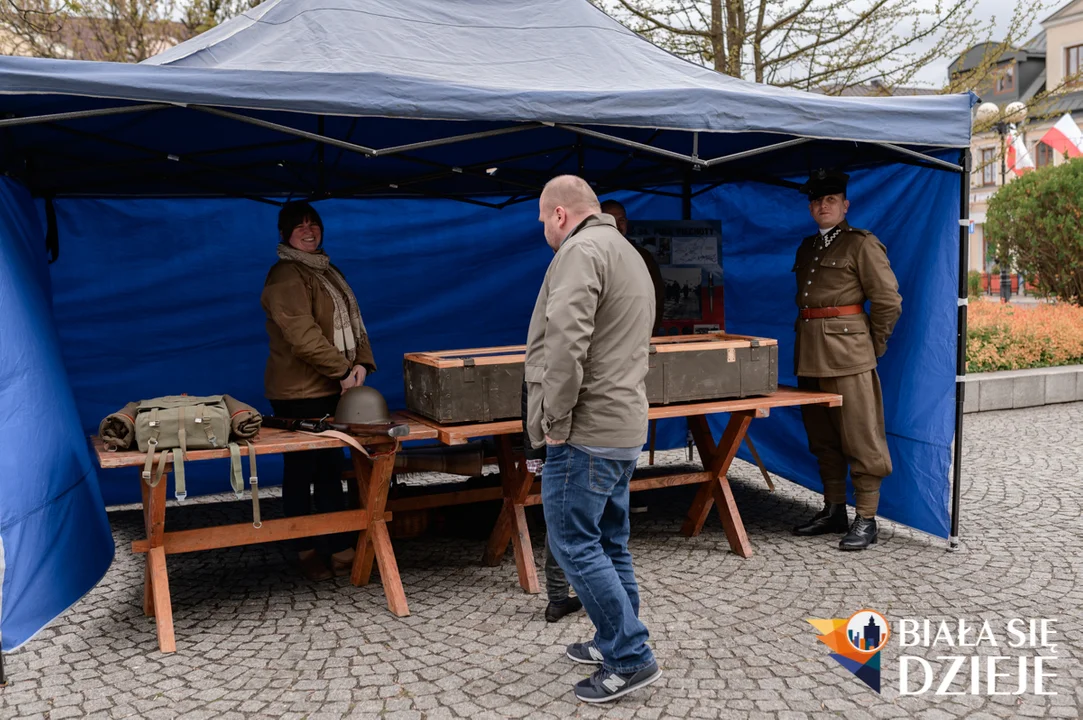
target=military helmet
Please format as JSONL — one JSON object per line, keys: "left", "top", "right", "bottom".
{"left": 335, "top": 386, "right": 391, "bottom": 425}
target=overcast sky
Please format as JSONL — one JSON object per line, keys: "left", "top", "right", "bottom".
{"left": 914, "top": 0, "right": 1049, "bottom": 86}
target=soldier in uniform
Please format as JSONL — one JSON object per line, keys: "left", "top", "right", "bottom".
{"left": 791, "top": 169, "right": 902, "bottom": 551}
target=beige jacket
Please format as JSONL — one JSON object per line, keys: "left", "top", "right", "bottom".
{"left": 525, "top": 214, "right": 655, "bottom": 449}
{"left": 792, "top": 221, "right": 902, "bottom": 378}
{"left": 261, "top": 260, "right": 376, "bottom": 400}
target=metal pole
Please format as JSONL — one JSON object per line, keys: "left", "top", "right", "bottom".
{"left": 554, "top": 123, "right": 702, "bottom": 166}
{"left": 872, "top": 142, "right": 966, "bottom": 173}
{"left": 0, "top": 103, "right": 168, "bottom": 129}
{"left": 189, "top": 105, "right": 378, "bottom": 156}
{"left": 998, "top": 127, "right": 1011, "bottom": 303}
{"left": 702, "top": 137, "right": 813, "bottom": 167}
{"left": 317, "top": 115, "right": 326, "bottom": 196}
{"left": 949, "top": 147, "right": 971, "bottom": 551}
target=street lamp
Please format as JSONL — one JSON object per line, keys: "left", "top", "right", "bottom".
{"left": 976, "top": 101, "right": 1027, "bottom": 302}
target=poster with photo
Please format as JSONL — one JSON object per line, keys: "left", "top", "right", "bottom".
{"left": 626, "top": 220, "right": 724, "bottom": 331}
{"left": 660, "top": 267, "right": 703, "bottom": 319}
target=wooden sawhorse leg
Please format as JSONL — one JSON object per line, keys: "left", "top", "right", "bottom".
{"left": 680, "top": 411, "right": 756, "bottom": 558}
{"left": 350, "top": 450, "right": 409, "bottom": 617}
{"left": 139, "top": 468, "right": 176, "bottom": 653}
{"left": 482, "top": 436, "right": 540, "bottom": 594}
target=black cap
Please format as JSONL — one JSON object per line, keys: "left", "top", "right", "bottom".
{"left": 800, "top": 168, "right": 849, "bottom": 201}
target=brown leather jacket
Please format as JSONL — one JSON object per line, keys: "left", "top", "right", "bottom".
{"left": 792, "top": 221, "right": 902, "bottom": 378}
{"left": 261, "top": 260, "right": 376, "bottom": 400}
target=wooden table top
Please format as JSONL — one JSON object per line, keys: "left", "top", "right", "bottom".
{"left": 399, "top": 386, "right": 842, "bottom": 446}
{"left": 92, "top": 411, "right": 439, "bottom": 469}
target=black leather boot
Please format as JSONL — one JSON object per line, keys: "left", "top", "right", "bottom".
{"left": 793, "top": 502, "right": 849, "bottom": 536}
{"left": 839, "top": 515, "right": 878, "bottom": 550}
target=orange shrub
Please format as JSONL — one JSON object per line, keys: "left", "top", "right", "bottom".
{"left": 967, "top": 302, "right": 1083, "bottom": 372}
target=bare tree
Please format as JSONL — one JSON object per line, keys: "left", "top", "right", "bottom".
{"left": 182, "top": 0, "right": 259, "bottom": 36}
{"left": 0, "top": 0, "right": 256, "bottom": 62}
{"left": 595, "top": 0, "right": 1042, "bottom": 94}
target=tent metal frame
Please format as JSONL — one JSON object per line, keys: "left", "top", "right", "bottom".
{"left": 0, "top": 98, "right": 971, "bottom": 551}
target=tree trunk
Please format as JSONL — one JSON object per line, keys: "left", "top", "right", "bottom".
{"left": 725, "top": 0, "right": 745, "bottom": 79}
{"left": 710, "top": 0, "right": 726, "bottom": 73}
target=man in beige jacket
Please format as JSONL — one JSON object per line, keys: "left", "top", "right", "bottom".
{"left": 525, "top": 175, "right": 661, "bottom": 703}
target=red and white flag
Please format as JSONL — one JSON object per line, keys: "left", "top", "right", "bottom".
{"left": 1007, "top": 130, "right": 1035, "bottom": 175}
{"left": 1039, "top": 113, "right": 1083, "bottom": 157}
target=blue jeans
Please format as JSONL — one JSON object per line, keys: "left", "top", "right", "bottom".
{"left": 542, "top": 443, "right": 654, "bottom": 674}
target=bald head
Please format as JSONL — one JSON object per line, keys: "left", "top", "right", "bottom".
{"left": 538, "top": 175, "right": 602, "bottom": 251}
{"left": 541, "top": 175, "right": 600, "bottom": 215}
{"left": 600, "top": 199, "right": 628, "bottom": 236}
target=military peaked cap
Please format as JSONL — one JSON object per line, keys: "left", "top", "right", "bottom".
{"left": 800, "top": 168, "right": 849, "bottom": 201}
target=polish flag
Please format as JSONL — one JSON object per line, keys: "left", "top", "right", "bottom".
{"left": 1039, "top": 113, "right": 1083, "bottom": 157}
{"left": 1007, "top": 131, "right": 1035, "bottom": 175}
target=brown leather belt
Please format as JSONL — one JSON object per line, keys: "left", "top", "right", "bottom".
{"left": 800, "top": 304, "right": 864, "bottom": 320}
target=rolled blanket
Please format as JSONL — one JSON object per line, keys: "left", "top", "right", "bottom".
{"left": 223, "top": 395, "right": 263, "bottom": 439}
{"left": 98, "top": 401, "right": 139, "bottom": 451}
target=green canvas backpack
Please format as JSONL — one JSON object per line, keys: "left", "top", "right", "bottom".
{"left": 135, "top": 395, "right": 231, "bottom": 501}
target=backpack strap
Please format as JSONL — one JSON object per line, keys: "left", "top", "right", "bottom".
{"left": 196, "top": 403, "right": 219, "bottom": 447}
{"left": 141, "top": 407, "right": 164, "bottom": 486}
{"left": 246, "top": 441, "right": 261, "bottom": 529}
{"left": 228, "top": 442, "right": 244, "bottom": 498}
{"left": 174, "top": 405, "right": 187, "bottom": 501}
{"left": 142, "top": 437, "right": 160, "bottom": 486}
{"left": 173, "top": 448, "right": 187, "bottom": 502}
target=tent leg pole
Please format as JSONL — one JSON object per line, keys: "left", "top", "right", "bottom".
{"left": 949, "top": 148, "right": 970, "bottom": 552}
{"left": 1, "top": 638, "right": 6, "bottom": 685}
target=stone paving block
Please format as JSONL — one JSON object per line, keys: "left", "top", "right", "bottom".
{"left": 963, "top": 379, "right": 980, "bottom": 414}
{"left": 978, "top": 377, "right": 1013, "bottom": 411}
{"left": 1013, "top": 375, "right": 1046, "bottom": 408}
{"left": 1044, "top": 371, "right": 1079, "bottom": 405}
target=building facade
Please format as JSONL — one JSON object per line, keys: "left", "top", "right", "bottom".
{"left": 959, "top": 0, "right": 1083, "bottom": 275}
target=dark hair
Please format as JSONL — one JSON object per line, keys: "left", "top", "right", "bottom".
{"left": 277, "top": 201, "right": 324, "bottom": 243}
{"left": 600, "top": 199, "right": 626, "bottom": 215}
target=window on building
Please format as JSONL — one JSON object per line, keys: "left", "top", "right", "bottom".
{"left": 980, "top": 147, "right": 997, "bottom": 185}
{"left": 994, "top": 63, "right": 1015, "bottom": 94}
{"left": 1036, "top": 141, "right": 1054, "bottom": 167}
{"left": 1067, "top": 45, "right": 1083, "bottom": 83}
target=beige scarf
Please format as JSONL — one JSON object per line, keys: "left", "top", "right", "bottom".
{"left": 277, "top": 244, "right": 366, "bottom": 365}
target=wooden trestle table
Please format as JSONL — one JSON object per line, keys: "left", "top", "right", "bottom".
{"left": 91, "top": 412, "right": 437, "bottom": 653}
{"left": 396, "top": 386, "right": 843, "bottom": 594}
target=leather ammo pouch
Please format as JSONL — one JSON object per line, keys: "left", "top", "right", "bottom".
{"left": 135, "top": 395, "right": 231, "bottom": 501}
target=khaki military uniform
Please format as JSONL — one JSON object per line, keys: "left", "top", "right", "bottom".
{"left": 792, "top": 220, "right": 902, "bottom": 517}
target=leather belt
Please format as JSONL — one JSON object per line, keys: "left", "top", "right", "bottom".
{"left": 800, "top": 304, "right": 864, "bottom": 320}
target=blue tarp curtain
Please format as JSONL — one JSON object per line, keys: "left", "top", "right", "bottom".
{"left": 0, "top": 179, "right": 114, "bottom": 651}
{"left": 43, "top": 154, "right": 959, "bottom": 541}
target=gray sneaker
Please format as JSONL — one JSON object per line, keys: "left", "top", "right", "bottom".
{"left": 566, "top": 640, "right": 604, "bottom": 665}
{"left": 574, "top": 662, "right": 662, "bottom": 703}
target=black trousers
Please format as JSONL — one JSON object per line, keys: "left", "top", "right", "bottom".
{"left": 270, "top": 394, "right": 354, "bottom": 555}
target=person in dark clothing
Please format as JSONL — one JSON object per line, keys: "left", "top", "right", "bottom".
{"left": 521, "top": 382, "right": 583, "bottom": 622}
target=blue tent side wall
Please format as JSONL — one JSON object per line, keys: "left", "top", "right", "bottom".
{"left": 46, "top": 158, "right": 957, "bottom": 537}
{"left": 0, "top": 178, "right": 115, "bottom": 651}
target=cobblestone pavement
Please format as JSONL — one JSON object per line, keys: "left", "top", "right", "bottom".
{"left": 2, "top": 402, "right": 1081, "bottom": 719}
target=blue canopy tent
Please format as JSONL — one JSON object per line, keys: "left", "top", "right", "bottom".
{"left": 0, "top": 0, "right": 975, "bottom": 660}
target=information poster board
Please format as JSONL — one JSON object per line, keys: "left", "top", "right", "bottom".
{"left": 626, "top": 219, "right": 724, "bottom": 334}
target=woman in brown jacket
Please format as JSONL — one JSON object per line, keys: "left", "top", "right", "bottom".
{"left": 262, "top": 201, "right": 377, "bottom": 580}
